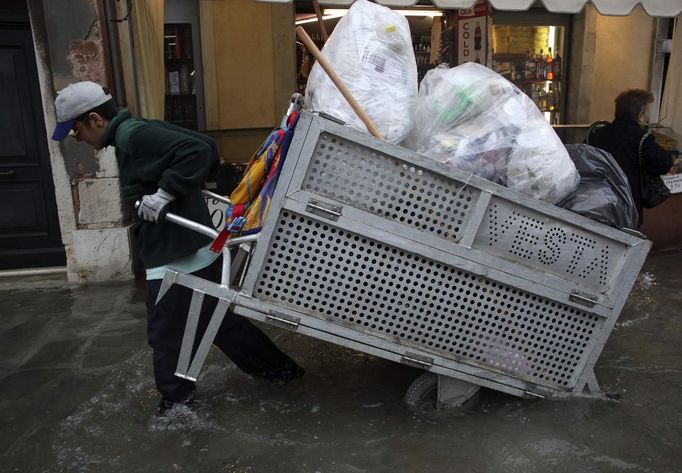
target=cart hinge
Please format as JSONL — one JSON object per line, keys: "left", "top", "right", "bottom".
{"left": 265, "top": 310, "right": 300, "bottom": 331}
{"left": 318, "top": 111, "right": 346, "bottom": 125}
{"left": 569, "top": 290, "right": 599, "bottom": 308}
{"left": 306, "top": 199, "right": 342, "bottom": 221}
{"left": 619, "top": 227, "right": 647, "bottom": 239}
{"left": 401, "top": 352, "right": 434, "bottom": 369}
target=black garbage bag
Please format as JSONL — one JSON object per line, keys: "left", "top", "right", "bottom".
{"left": 557, "top": 144, "right": 638, "bottom": 229}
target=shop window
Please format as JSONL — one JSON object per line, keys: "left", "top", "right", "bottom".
{"left": 164, "top": 24, "right": 198, "bottom": 129}
{"left": 491, "top": 10, "right": 571, "bottom": 125}
{"left": 164, "top": 0, "right": 205, "bottom": 130}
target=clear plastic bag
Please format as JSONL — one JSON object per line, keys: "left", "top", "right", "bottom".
{"left": 305, "top": 0, "right": 418, "bottom": 144}
{"left": 405, "top": 63, "right": 579, "bottom": 204}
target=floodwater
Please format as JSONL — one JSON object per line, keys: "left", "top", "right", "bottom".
{"left": 1, "top": 252, "right": 681, "bottom": 473}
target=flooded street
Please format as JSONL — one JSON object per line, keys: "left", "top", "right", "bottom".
{"left": 1, "top": 251, "right": 681, "bottom": 473}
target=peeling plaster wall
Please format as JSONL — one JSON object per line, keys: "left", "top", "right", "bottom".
{"left": 31, "top": 0, "right": 132, "bottom": 281}
{"left": 45, "top": 0, "right": 109, "bottom": 89}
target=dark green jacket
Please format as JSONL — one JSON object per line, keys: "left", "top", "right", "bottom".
{"left": 103, "top": 108, "right": 217, "bottom": 268}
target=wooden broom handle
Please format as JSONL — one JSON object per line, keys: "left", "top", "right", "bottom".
{"left": 311, "top": 0, "right": 329, "bottom": 42}
{"left": 296, "top": 26, "right": 384, "bottom": 140}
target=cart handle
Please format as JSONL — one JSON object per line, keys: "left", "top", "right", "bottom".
{"left": 134, "top": 201, "right": 258, "bottom": 286}
{"left": 202, "top": 189, "right": 231, "bottom": 206}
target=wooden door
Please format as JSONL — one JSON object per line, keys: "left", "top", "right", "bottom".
{"left": 0, "top": 19, "right": 65, "bottom": 269}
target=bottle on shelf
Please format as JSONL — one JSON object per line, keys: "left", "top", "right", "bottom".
{"left": 525, "top": 49, "right": 536, "bottom": 80}
{"left": 546, "top": 47, "right": 554, "bottom": 80}
{"left": 552, "top": 50, "right": 562, "bottom": 79}
{"left": 547, "top": 83, "right": 555, "bottom": 110}
{"left": 536, "top": 49, "right": 546, "bottom": 80}
{"left": 538, "top": 86, "right": 548, "bottom": 111}
{"left": 531, "top": 83, "right": 540, "bottom": 108}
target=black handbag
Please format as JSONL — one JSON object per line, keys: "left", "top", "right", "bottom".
{"left": 639, "top": 131, "right": 670, "bottom": 208}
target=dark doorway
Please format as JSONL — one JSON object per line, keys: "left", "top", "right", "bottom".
{"left": 0, "top": 5, "right": 66, "bottom": 269}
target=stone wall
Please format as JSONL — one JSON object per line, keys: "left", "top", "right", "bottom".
{"left": 30, "top": 0, "right": 132, "bottom": 282}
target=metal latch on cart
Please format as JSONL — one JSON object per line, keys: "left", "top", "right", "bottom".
{"left": 569, "top": 290, "right": 599, "bottom": 308}
{"left": 265, "top": 311, "right": 300, "bottom": 331}
{"left": 401, "top": 352, "right": 434, "bottom": 369}
{"left": 306, "top": 199, "right": 342, "bottom": 221}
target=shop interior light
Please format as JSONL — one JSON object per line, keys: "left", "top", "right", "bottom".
{"left": 295, "top": 14, "right": 344, "bottom": 25}
{"left": 548, "top": 26, "right": 556, "bottom": 54}
{"left": 323, "top": 8, "right": 442, "bottom": 17}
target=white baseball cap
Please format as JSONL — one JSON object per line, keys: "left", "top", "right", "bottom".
{"left": 52, "top": 81, "right": 113, "bottom": 141}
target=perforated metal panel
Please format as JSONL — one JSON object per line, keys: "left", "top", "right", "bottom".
{"left": 295, "top": 131, "right": 629, "bottom": 300}
{"left": 474, "top": 198, "right": 616, "bottom": 292}
{"left": 302, "top": 132, "right": 479, "bottom": 244}
{"left": 255, "top": 211, "right": 604, "bottom": 390}
{"left": 234, "top": 111, "right": 650, "bottom": 397}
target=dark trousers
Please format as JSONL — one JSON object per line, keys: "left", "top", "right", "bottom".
{"left": 145, "top": 258, "right": 290, "bottom": 402}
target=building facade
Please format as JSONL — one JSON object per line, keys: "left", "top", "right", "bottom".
{"left": 1, "top": 0, "right": 679, "bottom": 281}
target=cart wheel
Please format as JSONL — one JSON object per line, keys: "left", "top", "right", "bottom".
{"left": 404, "top": 372, "right": 438, "bottom": 407}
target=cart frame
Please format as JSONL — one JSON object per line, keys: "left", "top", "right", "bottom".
{"left": 157, "top": 111, "right": 650, "bottom": 402}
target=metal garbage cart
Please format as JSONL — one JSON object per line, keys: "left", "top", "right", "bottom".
{"left": 158, "top": 110, "right": 650, "bottom": 405}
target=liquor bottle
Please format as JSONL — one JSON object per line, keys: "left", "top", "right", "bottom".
{"left": 547, "top": 83, "right": 555, "bottom": 110}
{"left": 527, "top": 49, "right": 537, "bottom": 79}
{"left": 554, "top": 82, "right": 561, "bottom": 109}
{"left": 474, "top": 22, "right": 482, "bottom": 51}
{"left": 546, "top": 47, "right": 554, "bottom": 80}
{"left": 536, "top": 49, "right": 545, "bottom": 80}
{"left": 552, "top": 50, "right": 562, "bottom": 79}
{"left": 541, "top": 49, "right": 548, "bottom": 79}
{"left": 539, "top": 86, "right": 548, "bottom": 111}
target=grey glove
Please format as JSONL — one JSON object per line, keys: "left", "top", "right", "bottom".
{"left": 138, "top": 188, "right": 175, "bottom": 222}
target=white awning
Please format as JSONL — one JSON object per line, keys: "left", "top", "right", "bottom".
{"left": 261, "top": 0, "right": 682, "bottom": 17}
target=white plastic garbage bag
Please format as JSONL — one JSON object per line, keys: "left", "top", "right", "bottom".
{"left": 305, "top": 0, "right": 418, "bottom": 144}
{"left": 405, "top": 63, "right": 579, "bottom": 204}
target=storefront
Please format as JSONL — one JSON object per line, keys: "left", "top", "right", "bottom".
{"left": 294, "top": 1, "right": 675, "bottom": 126}
{"left": 155, "top": 0, "right": 682, "bottom": 254}
{"left": 9, "top": 0, "right": 682, "bottom": 280}
{"left": 293, "top": 0, "right": 681, "bottom": 250}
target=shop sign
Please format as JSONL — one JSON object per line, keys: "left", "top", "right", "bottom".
{"left": 457, "top": 0, "right": 488, "bottom": 66}
{"left": 662, "top": 174, "right": 682, "bottom": 194}
{"left": 661, "top": 151, "right": 682, "bottom": 194}
{"left": 205, "top": 195, "right": 226, "bottom": 231}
